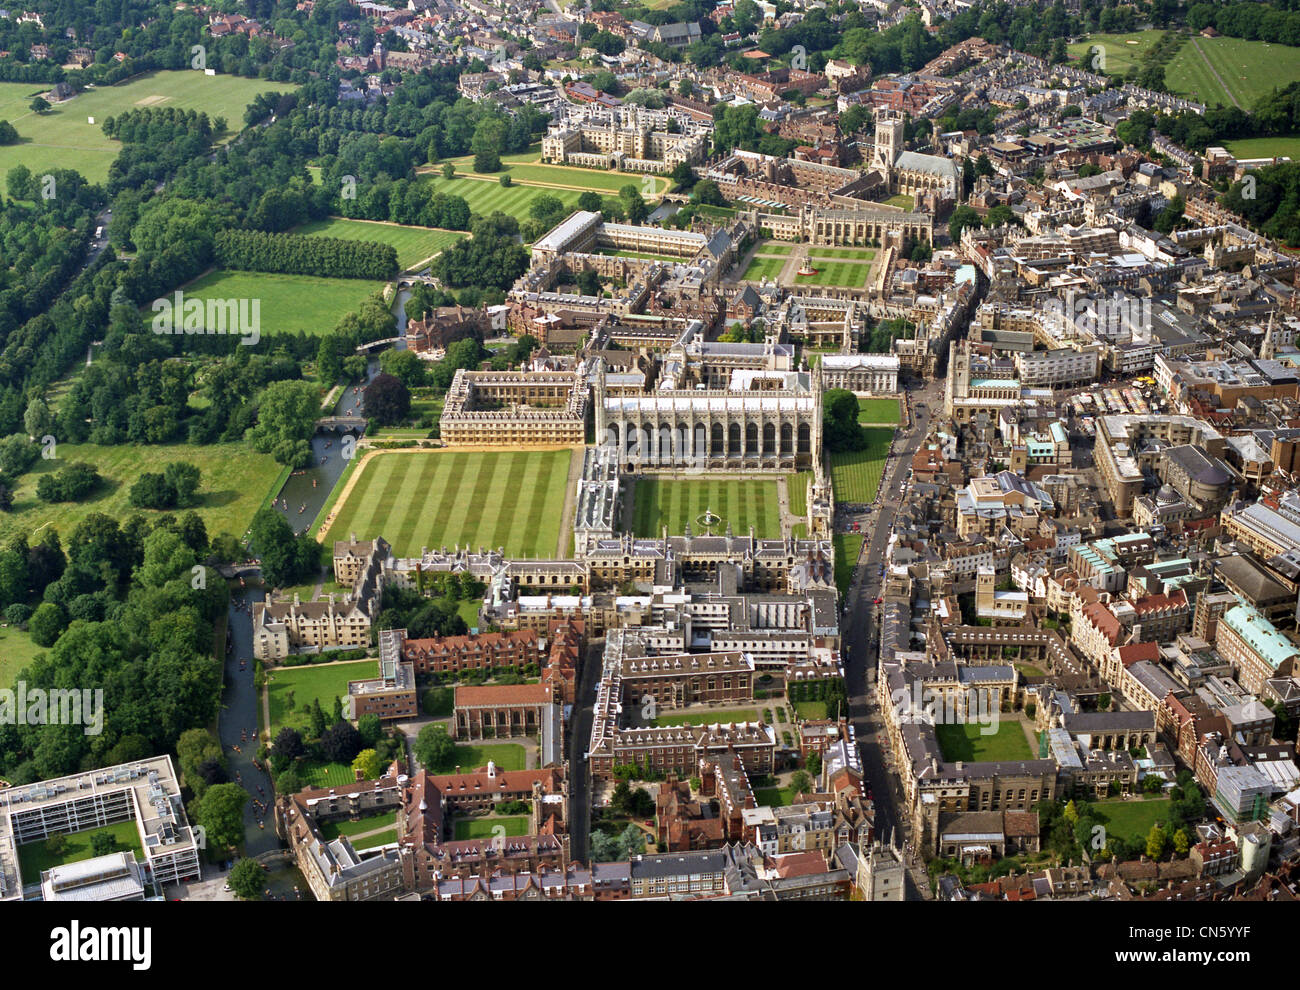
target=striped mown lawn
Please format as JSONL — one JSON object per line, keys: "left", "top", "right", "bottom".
{"left": 829, "top": 428, "right": 893, "bottom": 503}
{"left": 324, "top": 449, "right": 573, "bottom": 558}
{"left": 794, "top": 260, "right": 873, "bottom": 288}
{"left": 419, "top": 173, "right": 585, "bottom": 223}
{"left": 788, "top": 471, "right": 812, "bottom": 518}
{"left": 857, "top": 397, "right": 900, "bottom": 424}
{"left": 631, "top": 478, "right": 782, "bottom": 537}
{"left": 741, "top": 256, "right": 786, "bottom": 281}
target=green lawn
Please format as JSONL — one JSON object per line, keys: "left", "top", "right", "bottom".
{"left": 1164, "top": 36, "right": 1300, "bottom": 108}
{"left": 829, "top": 428, "right": 893, "bottom": 503}
{"left": 419, "top": 173, "right": 585, "bottom": 223}
{"left": 833, "top": 534, "right": 862, "bottom": 597}
{"left": 1067, "top": 30, "right": 1168, "bottom": 76}
{"left": 267, "top": 660, "right": 378, "bottom": 736}
{"left": 787, "top": 471, "right": 811, "bottom": 518}
{"left": 935, "top": 720, "right": 1034, "bottom": 762}
{"left": 0, "top": 625, "right": 45, "bottom": 690}
{"left": 753, "top": 241, "right": 794, "bottom": 256}
{"left": 177, "top": 269, "right": 386, "bottom": 338}
{"left": 441, "top": 151, "right": 669, "bottom": 196}
{"left": 809, "top": 247, "right": 878, "bottom": 261}
{"left": 0, "top": 441, "right": 283, "bottom": 546}
{"left": 652, "top": 708, "right": 759, "bottom": 727}
{"left": 741, "top": 255, "right": 786, "bottom": 281}
{"left": 0, "top": 71, "right": 297, "bottom": 191}
{"left": 323, "top": 448, "right": 574, "bottom": 559}
{"left": 631, "top": 478, "right": 783, "bottom": 538}
{"left": 295, "top": 217, "right": 466, "bottom": 270}
{"left": 857, "top": 397, "right": 901, "bottom": 424}
{"left": 451, "top": 743, "right": 527, "bottom": 772}
{"left": 1086, "top": 797, "right": 1175, "bottom": 845}
{"left": 453, "top": 815, "right": 531, "bottom": 841}
{"left": 317, "top": 811, "right": 398, "bottom": 841}
{"left": 794, "top": 700, "right": 828, "bottom": 721}
{"left": 457, "top": 599, "right": 483, "bottom": 631}
{"left": 297, "top": 761, "right": 360, "bottom": 789}
{"left": 882, "top": 194, "right": 914, "bottom": 211}
{"left": 754, "top": 786, "right": 798, "bottom": 807}
{"left": 351, "top": 828, "right": 399, "bottom": 850}
{"left": 1223, "top": 135, "right": 1300, "bottom": 160}
{"left": 794, "top": 260, "right": 872, "bottom": 288}
{"left": 17, "top": 819, "right": 143, "bottom": 882}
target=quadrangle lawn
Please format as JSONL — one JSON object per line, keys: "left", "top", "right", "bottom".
{"left": 935, "top": 720, "right": 1034, "bottom": 762}
{"left": 454, "top": 815, "right": 531, "bottom": 841}
{"left": 809, "top": 247, "right": 878, "bottom": 261}
{"left": 440, "top": 150, "right": 669, "bottom": 196}
{"left": 829, "top": 428, "right": 893, "bottom": 503}
{"left": 17, "top": 819, "right": 144, "bottom": 882}
{"left": 450, "top": 743, "right": 527, "bottom": 772}
{"left": 652, "top": 707, "right": 760, "bottom": 727}
{"left": 857, "top": 397, "right": 901, "bottom": 424}
{"left": 178, "top": 269, "right": 386, "bottom": 338}
{"left": 295, "top": 217, "right": 466, "bottom": 270}
{"left": 631, "top": 478, "right": 783, "bottom": 538}
{"left": 741, "top": 255, "right": 786, "bottom": 282}
{"left": 795, "top": 260, "right": 872, "bottom": 288}
{"left": 267, "top": 660, "right": 379, "bottom": 736}
{"left": 323, "top": 449, "right": 575, "bottom": 559}
{"left": 787, "top": 471, "right": 811, "bottom": 518}
{"left": 0, "top": 441, "right": 284, "bottom": 547}
{"left": 0, "top": 71, "right": 297, "bottom": 191}
{"left": 754, "top": 241, "right": 794, "bottom": 256}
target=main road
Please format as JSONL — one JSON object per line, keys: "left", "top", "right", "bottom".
{"left": 840, "top": 377, "right": 945, "bottom": 898}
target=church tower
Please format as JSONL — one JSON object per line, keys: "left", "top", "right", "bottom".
{"left": 873, "top": 110, "right": 905, "bottom": 180}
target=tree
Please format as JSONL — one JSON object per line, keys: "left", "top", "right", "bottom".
{"left": 578, "top": 190, "right": 602, "bottom": 212}
{"left": 228, "top": 858, "right": 265, "bottom": 899}
{"left": 806, "top": 751, "right": 822, "bottom": 777}
{"left": 317, "top": 336, "right": 343, "bottom": 385}
{"left": 90, "top": 831, "right": 117, "bottom": 857}
{"left": 44, "top": 834, "right": 68, "bottom": 857}
{"left": 23, "top": 398, "right": 52, "bottom": 438}
{"left": 442, "top": 163, "right": 455, "bottom": 180}
{"left": 164, "top": 462, "right": 201, "bottom": 508}
{"left": 28, "top": 601, "right": 67, "bottom": 647}
{"left": 822, "top": 388, "right": 864, "bottom": 452}
{"left": 948, "top": 204, "right": 982, "bottom": 242}
{"left": 248, "top": 380, "right": 319, "bottom": 468}
{"left": 320, "top": 721, "right": 363, "bottom": 765}
{"left": 130, "top": 472, "right": 176, "bottom": 509}
{"left": 1172, "top": 827, "right": 1190, "bottom": 857}
{"left": 1145, "top": 822, "right": 1168, "bottom": 861}
{"left": 498, "top": 173, "right": 512, "bottom": 187}
{"left": 352, "top": 748, "right": 386, "bottom": 780}
{"left": 363, "top": 372, "right": 411, "bottom": 427}
{"left": 415, "top": 723, "right": 456, "bottom": 771}
{"left": 196, "top": 783, "right": 248, "bottom": 853}
{"left": 790, "top": 770, "right": 813, "bottom": 797}
{"left": 272, "top": 726, "right": 305, "bottom": 765}
{"left": 357, "top": 713, "right": 384, "bottom": 747}
{"left": 29, "top": 97, "right": 50, "bottom": 114}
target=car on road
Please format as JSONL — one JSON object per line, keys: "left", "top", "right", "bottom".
{"left": 873, "top": 597, "right": 883, "bottom": 604}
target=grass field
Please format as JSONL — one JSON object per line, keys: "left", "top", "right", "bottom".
{"left": 1164, "top": 36, "right": 1300, "bottom": 109}
{"left": 754, "top": 241, "right": 794, "bottom": 256}
{"left": 787, "top": 471, "right": 811, "bottom": 518}
{"left": 829, "top": 428, "right": 893, "bottom": 503}
{"left": 794, "top": 700, "right": 828, "bottom": 721}
{"left": 794, "top": 260, "right": 872, "bottom": 288}
{"left": 935, "top": 721, "right": 1033, "bottom": 762}
{"left": 453, "top": 815, "right": 531, "bottom": 841}
{"left": 833, "top": 533, "right": 862, "bottom": 597}
{"left": 267, "top": 660, "right": 377, "bottom": 736}
{"left": 0, "top": 441, "right": 283, "bottom": 546}
{"left": 352, "top": 828, "right": 399, "bottom": 850}
{"left": 882, "top": 194, "right": 915, "bottom": 210}
{"left": 324, "top": 449, "right": 574, "bottom": 559}
{"left": 857, "top": 397, "right": 901, "bottom": 424}
{"left": 1086, "top": 796, "right": 1174, "bottom": 845}
{"left": 451, "top": 743, "right": 527, "bottom": 772}
{"left": 754, "top": 786, "right": 798, "bottom": 807}
{"left": 809, "top": 247, "right": 878, "bottom": 261}
{"left": 0, "top": 71, "right": 296, "bottom": 190}
{"left": 440, "top": 149, "right": 670, "bottom": 196}
{"left": 419, "top": 172, "right": 586, "bottom": 221}
{"left": 177, "top": 269, "right": 386, "bottom": 338}
{"left": 1067, "top": 30, "right": 1166, "bottom": 76}
{"left": 741, "top": 255, "right": 786, "bottom": 281}
{"left": 318, "top": 811, "right": 398, "bottom": 841}
{"left": 0, "top": 625, "right": 45, "bottom": 689}
{"left": 17, "top": 819, "right": 143, "bottom": 881}
{"left": 652, "top": 707, "right": 759, "bottom": 727}
{"left": 295, "top": 217, "right": 466, "bottom": 270}
{"left": 631, "top": 478, "right": 783, "bottom": 538}
{"left": 297, "top": 761, "right": 357, "bottom": 789}
{"left": 1223, "top": 135, "right": 1300, "bottom": 160}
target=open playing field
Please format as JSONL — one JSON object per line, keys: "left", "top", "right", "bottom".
{"left": 0, "top": 441, "right": 283, "bottom": 547}
{"left": 935, "top": 720, "right": 1033, "bottom": 762}
{"left": 419, "top": 172, "right": 585, "bottom": 223}
{"left": 17, "top": 819, "right": 144, "bottom": 882}
{"left": 829, "top": 428, "right": 893, "bottom": 503}
{"left": 323, "top": 448, "right": 574, "bottom": 559}
{"left": 1224, "top": 135, "right": 1300, "bottom": 160}
{"left": 1085, "top": 797, "right": 1175, "bottom": 845}
{"left": 454, "top": 815, "right": 531, "bottom": 841}
{"left": 740, "top": 255, "right": 786, "bottom": 281}
{"left": 1067, "top": 30, "right": 1166, "bottom": 76}
{"left": 267, "top": 660, "right": 378, "bottom": 736}
{"left": 0, "top": 71, "right": 297, "bottom": 191}
{"left": 440, "top": 148, "right": 669, "bottom": 196}
{"left": 794, "top": 260, "right": 873, "bottom": 288}
{"left": 1164, "top": 36, "right": 1300, "bottom": 109}
{"left": 631, "top": 478, "right": 783, "bottom": 538}
{"left": 295, "top": 217, "right": 466, "bottom": 270}
{"left": 857, "top": 397, "right": 901, "bottom": 424}
{"left": 179, "top": 269, "right": 386, "bottom": 337}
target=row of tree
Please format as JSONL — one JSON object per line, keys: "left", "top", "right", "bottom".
{"left": 213, "top": 229, "right": 398, "bottom": 280}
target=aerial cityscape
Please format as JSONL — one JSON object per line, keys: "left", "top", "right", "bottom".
{"left": 0, "top": 0, "right": 1298, "bottom": 932}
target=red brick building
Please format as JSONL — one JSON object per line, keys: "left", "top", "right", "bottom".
{"left": 402, "top": 629, "right": 546, "bottom": 677}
